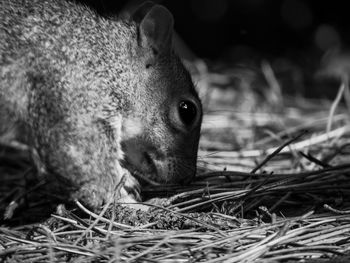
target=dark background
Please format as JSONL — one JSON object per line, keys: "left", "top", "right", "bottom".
{"left": 80, "top": 0, "right": 349, "bottom": 60}
{"left": 76, "top": 0, "right": 350, "bottom": 98}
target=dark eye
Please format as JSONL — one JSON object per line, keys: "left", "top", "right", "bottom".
{"left": 178, "top": 100, "right": 197, "bottom": 126}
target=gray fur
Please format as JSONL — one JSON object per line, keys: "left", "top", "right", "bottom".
{"left": 0, "top": 0, "right": 202, "bottom": 209}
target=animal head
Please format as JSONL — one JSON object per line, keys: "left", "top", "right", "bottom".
{"left": 122, "top": 2, "right": 202, "bottom": 185}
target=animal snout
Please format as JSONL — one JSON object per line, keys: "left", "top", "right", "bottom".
{"left": 146, "top": 153, "right": 197, "bottom": 185}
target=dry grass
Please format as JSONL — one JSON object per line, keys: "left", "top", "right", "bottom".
{"left": 1, "top": 61, "right": 350, "bottom": 262}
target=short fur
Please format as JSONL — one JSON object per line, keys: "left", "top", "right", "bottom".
{"left": 0, "top": 0, "right": 202, "bottom": 209}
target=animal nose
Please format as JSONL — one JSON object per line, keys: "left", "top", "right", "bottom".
{"left": 145, "top": 152, "right": 197, "bottom": 184}
{"left": 143, "top": 152, "right": 156, "bottom": 170}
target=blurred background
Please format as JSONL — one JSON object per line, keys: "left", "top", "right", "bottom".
{"left": 80, "top": 0, "right": 347, "bottom": 57}
{"left": 79, "top": 0, "right": 350, "bottom": 99}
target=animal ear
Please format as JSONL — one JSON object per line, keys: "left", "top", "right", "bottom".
{"left": 131, "top": 1, "right": 156, "bottom": 23}
{"left": 133, "top": 3, "right": 174, "bottom": 54}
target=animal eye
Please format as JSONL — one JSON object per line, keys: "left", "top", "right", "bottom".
{"left": 178, "top": 100, "right": 197, "bottom": 126}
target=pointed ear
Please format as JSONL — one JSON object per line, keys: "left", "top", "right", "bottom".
{"left": 133, "top": 3, "right": 174, "bottom": 55}
{"left": 131, "top": 1, "right": 156, "bottom": 23}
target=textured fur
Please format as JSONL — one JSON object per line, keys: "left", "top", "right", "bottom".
{"left": 0, "top": 0, "right": 202, "bottom": 209}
